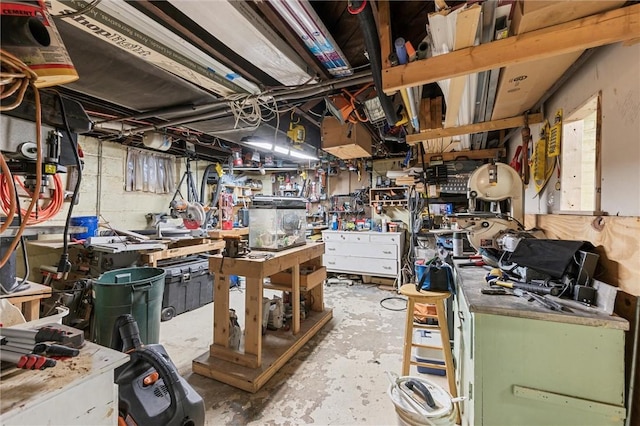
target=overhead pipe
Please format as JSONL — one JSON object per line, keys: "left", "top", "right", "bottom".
{"left": 348, "top": 0, "right": 398, "bottom": 126}
{"left": 105, "top": 70, "right": 372, "bottom": 123}
{"left": 118, "top": 72, "right": 374, "bottom": 136}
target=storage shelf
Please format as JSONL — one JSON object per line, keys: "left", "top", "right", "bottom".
{"left": 372, "top": 200, "right": 408, "bottom": 207}
{"left": 369, "top": 187, "right": 409, "bottom": 207}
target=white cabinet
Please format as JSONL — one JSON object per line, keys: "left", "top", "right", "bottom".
{"left": 322, "top": 231, "right": 403, "bottom": 285}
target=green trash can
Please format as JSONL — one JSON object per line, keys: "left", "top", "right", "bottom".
{"left": 92, "top": 267, "right": 166, "bottom": 347}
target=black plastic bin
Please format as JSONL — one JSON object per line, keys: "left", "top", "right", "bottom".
{"left": 158, "top": 256, "right": 214, "bottom": 321}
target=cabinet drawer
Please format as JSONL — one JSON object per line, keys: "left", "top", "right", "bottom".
{"left": 324, "top": 255, "right": 397, "bottom": 276}
{"left": 322, "top": 232, "right": 369, "bottom": 243}
{"left": 325, "top": 242, "right": 397, "bottom": 259}
{"left": 370, "top": 234, "right": 400, "bottom": 244}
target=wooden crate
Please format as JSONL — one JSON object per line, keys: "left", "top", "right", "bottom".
{"left": 268, "top": 266, "right": 327, "bottom": 291}
{"left": 321, "top": 116, "right": 372, "bottom": 159}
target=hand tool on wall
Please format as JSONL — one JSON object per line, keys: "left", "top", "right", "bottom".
{"left": 521, "top": 113, "right": 531, "bottom": 185}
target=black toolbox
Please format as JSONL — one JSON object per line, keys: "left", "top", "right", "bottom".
{"left": 158, "top": 256, "right": 214, "bottom": 321}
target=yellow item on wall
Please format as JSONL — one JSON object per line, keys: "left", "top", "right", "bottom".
{"left": 548, "top": 109, "right": 563, "bottom": 157}
{"left": 530, "top": 121, "right": 555, "bottom": 195}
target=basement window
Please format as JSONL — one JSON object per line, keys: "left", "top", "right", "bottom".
{"left": 559, "top": 93, "right": 602, "bottom": 214}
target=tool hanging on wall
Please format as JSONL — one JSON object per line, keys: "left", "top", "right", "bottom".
{"left": 531, "top": 120, "right": 556, "bottom": 195}
{"left": 286, "top": 111, "right": 306, "bottom": 144}
{"left": 521, "top": 114, "right": 532, "bottom": 185}
{"left": 169, "top": 158, "right": 206, "bottom": 229}
{"left": 548, "top": 109, "right": 563, "bottom": 157}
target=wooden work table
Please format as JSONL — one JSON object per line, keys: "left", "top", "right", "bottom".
{"left": 193, "top": 242, "right": 332, "bottom": 393}
{"left": 0, "top": 282, "right": 52, "bottom": 321}
{"left": 0, "top": 341, "right": 129, "bottom": 425}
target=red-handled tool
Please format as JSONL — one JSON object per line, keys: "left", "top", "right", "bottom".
{"left": 458, "top": 260, "right": 485, "bottom": 267}
{"left": 0, "top": 349, "right": 57, "bottom": 370}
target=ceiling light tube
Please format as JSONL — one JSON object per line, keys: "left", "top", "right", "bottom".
{"left": 245, "top": 141, "right": 274, "bottom": 150}
{"left": 274, "top": 145, "right": 290, "bottom": 155}
{"left": 270, "top": 0, "right": 352, "bottom": 77}
{"left": 284, "top": 1, "right": 350, "bottom": 76}
{"left": 289, "top": 149, "right": 318, "bottom": 161}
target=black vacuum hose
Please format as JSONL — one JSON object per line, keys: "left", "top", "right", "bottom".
{"left": 349, "top": 0, "right": 398, "bottom": 126}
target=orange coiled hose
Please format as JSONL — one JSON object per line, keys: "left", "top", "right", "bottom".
{"left": 0, "top": 49, "right": 42, "bottom": 269}
{"left": 0, "top": 174, "right": 64, "bottom": 225}
{"left": 0, "top": 155, "right": 17, "bottom": 234}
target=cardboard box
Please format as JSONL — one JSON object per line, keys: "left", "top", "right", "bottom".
{"left": 321, "top": 116, "right": 372, "bottom": 159}
{"left": 491, "top": 1, "right": 625, "bottom": 119}
{"left": 510, "top": 1, "right": 625, "bottom": 35}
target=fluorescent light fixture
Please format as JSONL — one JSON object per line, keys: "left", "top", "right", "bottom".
{"left": 289, "top": 149, "right": 319, "bottom": 161}
{"left": 274, "top": 145, "right": 290, "bottom": 155}
{"left": 269, "top": 0, "right": 352, "bottom": 77}
{"left": 169, "top": 0, "right": 315, "bottom": 86}
{"left": 245, "top": 140, "right": 273, "bottom": 150}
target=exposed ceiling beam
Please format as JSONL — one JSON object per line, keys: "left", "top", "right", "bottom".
{"left": 377, "top": 1, "right": 392, "bottom": 69}
{"left": 252, "top": 1, "right": 331, "bottom": 81}
{"left": 406, "top": 113, "right": 544, "bottom": 145}
{"left": 383, "top": 4, "right": 640, "bottom": 93}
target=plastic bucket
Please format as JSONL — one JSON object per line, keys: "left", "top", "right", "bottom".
{"left": 388, "top": 376, "right": 456, "bottom": 425}
{"left": 91, "top": 267, "right": 166, "bottom": 347}
{"left": 70, "top": 216, "right": 98, "bottom": 240}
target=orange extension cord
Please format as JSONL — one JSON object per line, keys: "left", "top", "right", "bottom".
{"left": 0, "top": 49, "right": 43, "bottom": 269}
{"left": 0, "top": 174, "right": 64, "bottom": 225}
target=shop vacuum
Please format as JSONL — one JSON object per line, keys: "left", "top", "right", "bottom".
{"left": 111, "top": 315, "right": 205, "bottom": 426}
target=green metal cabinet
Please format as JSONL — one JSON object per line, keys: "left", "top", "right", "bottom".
{"left": 453, "top": 266, "right": 628, "bottom": 426}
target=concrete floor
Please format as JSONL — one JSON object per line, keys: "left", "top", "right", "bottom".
{"left": 159, "top": 281, "right": 449, "bottom": 425}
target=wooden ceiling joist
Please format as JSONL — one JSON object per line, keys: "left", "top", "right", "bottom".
{"left": 406, "top": 112, "right": 544, "bottom": 145}
{"left": 383, "top": 4, "right": 640, "bottom": 94}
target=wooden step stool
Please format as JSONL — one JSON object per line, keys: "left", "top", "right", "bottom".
{"left": 399, "top": 284, "right": 458, "bottom": 402}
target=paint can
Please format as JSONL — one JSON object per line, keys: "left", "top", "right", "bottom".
{"left": 1, "top": 0, "right": 78, "bottom": 88}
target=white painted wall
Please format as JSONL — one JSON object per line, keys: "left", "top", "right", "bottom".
{"left": 512, "top": 43, "right": 640, "bottom": 216}
{"left": 41, "top": 136, "right": 179, "bottom": 230}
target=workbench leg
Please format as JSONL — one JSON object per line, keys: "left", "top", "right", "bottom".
{"left": 402, "top": 298, "right": 415, "bottom": 376}
{"left": 244, "top": 277, "right": 263, "bottom": 367}
{"left": 22, "top": 300, "right": 40, "bottom": 321}
{"left": 292, "top": 264, "right": 300, "bottom": 335}
{"left": 308, "top": 286, "right": 324, "bottom": 312}
{"left": 212, "top": 274, "right": 230, "bottom": 349}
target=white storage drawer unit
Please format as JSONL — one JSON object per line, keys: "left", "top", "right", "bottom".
{"left": 322, "top": 231, "right": 403, "bottom": 285}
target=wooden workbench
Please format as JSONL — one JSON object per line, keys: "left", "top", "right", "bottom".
{"left": 0, "top": 282, "right": 52, "bottom": 321}
{"left": 193, "top": 242, "right": 332, "bottom": 393}
{"left": 0, "top": 341, "right": 129, "bottom": 425}
{"left": 140, "top": 238, "right": 226, "bottom": 267}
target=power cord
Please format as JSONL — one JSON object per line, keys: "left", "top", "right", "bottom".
{"left": 54, "top": 91, "right": 82, "bottom": 277}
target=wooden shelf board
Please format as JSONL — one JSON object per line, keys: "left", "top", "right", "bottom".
{"left": 193, "top": 309, "right": 333, "bottom": 393}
